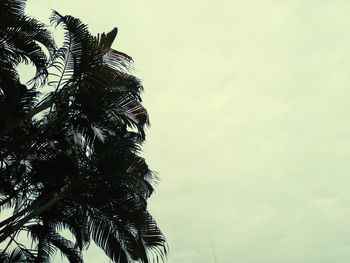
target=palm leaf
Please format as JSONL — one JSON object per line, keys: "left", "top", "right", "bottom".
{"left": 48, "top": 11, "right": 100, "bottom": 89}
{"left": 87, "top": 210, "right": 128, "bottom": 263}
{"left": 0, "top": 248, "right": 29, "bottom": 263}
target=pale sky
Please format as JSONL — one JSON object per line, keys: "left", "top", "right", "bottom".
{"left": 16, "top": 0, "right": 350, "bottom": 262}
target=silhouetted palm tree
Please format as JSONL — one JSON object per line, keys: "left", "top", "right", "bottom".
{"left": 0, "top": 1, "right": 167, "bottom": 262}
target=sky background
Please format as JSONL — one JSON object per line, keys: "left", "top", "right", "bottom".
{"left": 13, "top": 0, "right": 350, "bottom": 262}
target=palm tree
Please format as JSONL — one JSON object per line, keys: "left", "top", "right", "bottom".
{"left": 0, "top": 1, "right": 167, "bottom": 262}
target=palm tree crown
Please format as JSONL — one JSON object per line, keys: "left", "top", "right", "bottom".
{"left": 0, "top": 1, "right": 167, "bottom": 262}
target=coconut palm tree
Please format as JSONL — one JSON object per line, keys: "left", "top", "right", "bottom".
{"left": 0, "top": 1, "right": 167, "bottom": 262}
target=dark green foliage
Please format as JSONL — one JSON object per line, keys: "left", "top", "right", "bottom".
{"left": 0, "top": 248, "right": 31, "bottom": 263}
{"left": 0, "top": 1, "right": 167, "bottom": 262}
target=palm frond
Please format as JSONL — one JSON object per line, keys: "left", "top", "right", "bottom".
{"left": 86, "top": 207, "right": 167, "bottom": 263}
{"left": 98, "top": 27, "right": 118, "bottom": 51}
{"left": 48, "top": 11, "right": 100, "bottom": 89}
{"left": 0, "top": 247, "right": 29, "bottom": 263}
{"left": 28, "top": 222, "right": 83, "bottom": 263}
{"left": 87, "top": 211, "right": 128, "bottom": 263}
{"left": 139, "top": 212, "right": 168, "bottom": 263}
{"left": 0, "top": 1, "right": 26, "bottom": 23}
{"left": 47, "top": 232, "right": 82, "bottom": 263}
{"left": 28, "top": 224, "right": 57, "bottom": 263}
{"left": 0, "top": 18, "right": 54, "bottom": 86}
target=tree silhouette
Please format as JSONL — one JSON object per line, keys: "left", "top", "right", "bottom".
{"left": 0, "top": 1, "right": 167, "bottom": 262}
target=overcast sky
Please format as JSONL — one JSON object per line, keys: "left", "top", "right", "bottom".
{"left": 18, "top": 0, "right": 350, "bottom": 262}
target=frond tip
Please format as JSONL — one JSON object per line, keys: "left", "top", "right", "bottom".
{"left": 99, "top": 27, "right": 118, "bottom": 51}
